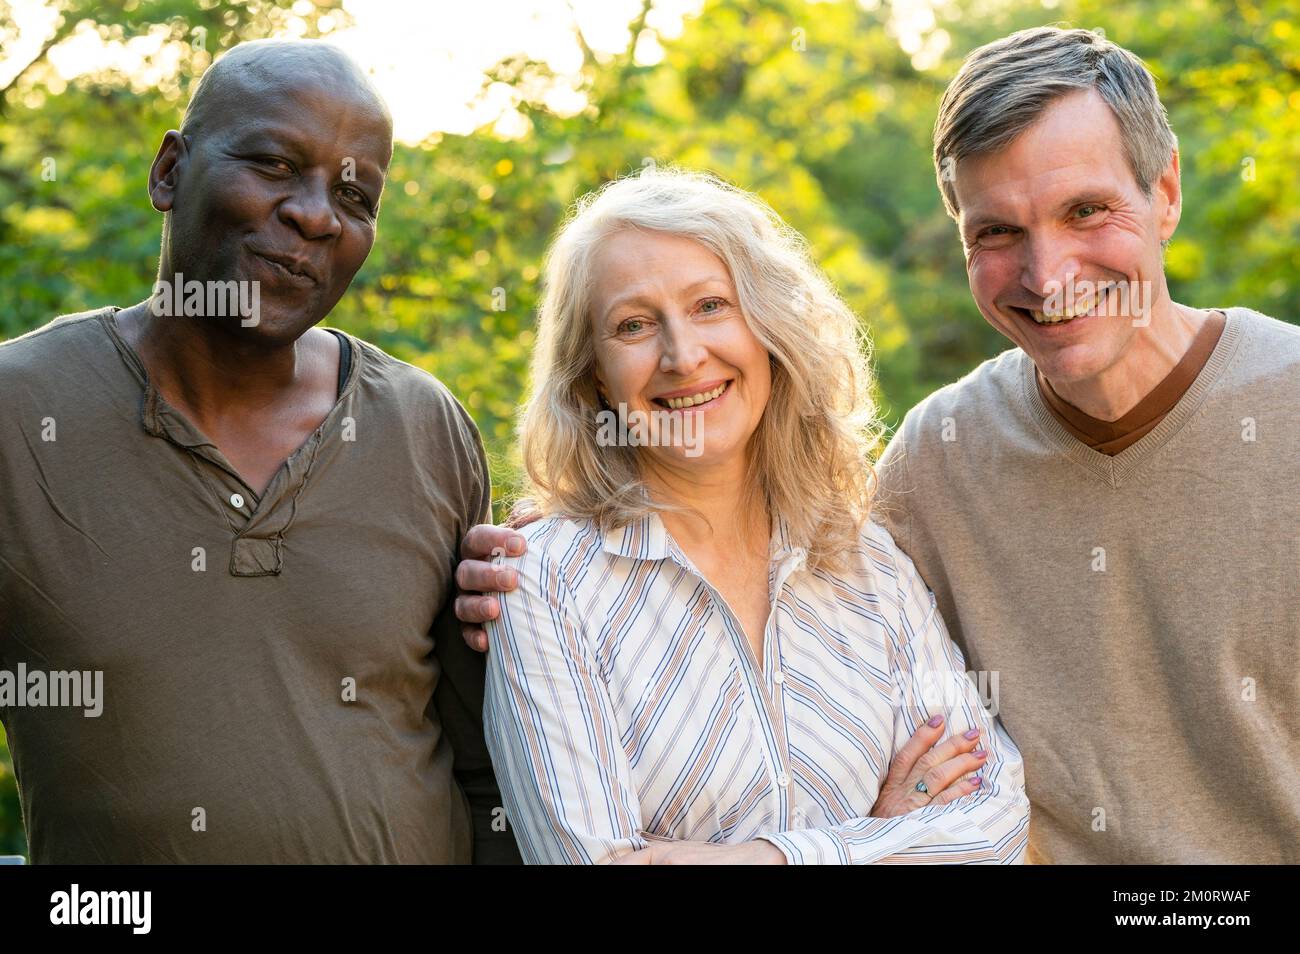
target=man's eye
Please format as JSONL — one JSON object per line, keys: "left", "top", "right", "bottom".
{"left": 258, "top": 157, "right": 294, "bottom": 173}
{"left": 339, "top": 186, "right": 370, "bottom": 207}
{"left": 986, "top": 226, "right": 1010, "bottom": 236}
{"left": 1076, "top": 204, "right": 1102, "bottom": 218}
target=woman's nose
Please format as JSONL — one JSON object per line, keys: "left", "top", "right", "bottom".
{"left": 658, "top": 319, "right": 708, "bottom": 376}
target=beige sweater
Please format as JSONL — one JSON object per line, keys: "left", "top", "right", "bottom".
{"left": 875, "top": 306, "right": 1299, "bottom": 864}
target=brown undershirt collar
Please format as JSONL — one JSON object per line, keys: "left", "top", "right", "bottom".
{"left": 1035, "top": 310, "right": 1226, "bottom": 456}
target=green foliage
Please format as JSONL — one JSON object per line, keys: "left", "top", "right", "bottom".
{"left": 1, "top": 0, "right": 1296, "bottom": 859}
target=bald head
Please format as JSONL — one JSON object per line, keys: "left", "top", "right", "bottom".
{"left": 181, "top": 39, "right": 392, "bottom": 142}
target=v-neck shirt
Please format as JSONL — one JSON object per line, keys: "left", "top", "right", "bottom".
{"left": 1034, "top": 310, "right": 1226, "bottom": 455}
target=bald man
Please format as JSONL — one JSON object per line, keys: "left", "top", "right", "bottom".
{"left": 0, "top": 40, "right": 518, "bottom": 863}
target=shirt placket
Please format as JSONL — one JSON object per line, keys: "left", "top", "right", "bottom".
{"left": 141, "top": 385, "right": 316, "bottom": 577}
{"left": 666, "top": 537, "right": 805, "bottom": 826}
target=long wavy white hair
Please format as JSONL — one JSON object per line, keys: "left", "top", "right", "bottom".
{"left": 519, "top": 167, "right": 880, "bottom": 572}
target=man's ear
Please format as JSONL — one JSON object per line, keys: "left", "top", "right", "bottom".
{"left": 1155, "top": 148, "right": 1182, "bottom": 243}
{"left": 148, "top": 131, "right": 188, "bottom": 213}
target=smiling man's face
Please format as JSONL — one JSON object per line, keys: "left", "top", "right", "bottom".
{"left": 954, "top": 88, "right": 1181, "bottom": 386}
{"left": 155, "top": 47, "right": 393, "bottom": 344}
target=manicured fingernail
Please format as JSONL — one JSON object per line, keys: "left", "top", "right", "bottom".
{"left": 970, "top": 775, "right": 983, "bottom": 786}
{"left": 927, "top": 714, "right": 944, "bottom": 728}
{"left": 974, "top": 749, "right": 988, "bottom": 758}
{"left": 963, "top": 728, "right": 980, "bottom": 740}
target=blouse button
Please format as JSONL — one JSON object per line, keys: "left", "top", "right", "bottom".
{"left": 777, "top": 773, "right": 790, "bottom": 788}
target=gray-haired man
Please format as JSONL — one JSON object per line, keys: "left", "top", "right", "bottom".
{"left": 455, "top": 26, "right": 1298, "bottom": 863}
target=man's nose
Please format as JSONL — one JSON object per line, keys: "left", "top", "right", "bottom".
{"left": 658, "top": 314, "right": 708, "bottom": 376}
{"left": 278, "top": 175, "right": 343, "bottom": 242}
{"left": 1020, "top": 234, "right": 1082, "bottom": 302}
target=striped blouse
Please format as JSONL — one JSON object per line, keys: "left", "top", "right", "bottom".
{"left": 483, "top": 512, "right": 1029, "bottom": 864}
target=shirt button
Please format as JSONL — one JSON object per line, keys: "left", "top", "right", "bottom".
{"left": 229, "top": 493, "right": 245, "bottom": 509}
{"left": 777, "top": 773, "right": 790, "bottom": 788}
{"left": 773, "top": 670, "right": 785, "bottom": 685}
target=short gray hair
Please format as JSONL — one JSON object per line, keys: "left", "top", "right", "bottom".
{"left": 933, "top": 27, "right": 1177, "bottom": 219}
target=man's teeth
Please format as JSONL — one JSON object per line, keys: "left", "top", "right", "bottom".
{"left": 663, "top": 382, "right": 727, "bottom": 409}
{"left": 1029, "top": 298, "right": 1097, "bottom": 324}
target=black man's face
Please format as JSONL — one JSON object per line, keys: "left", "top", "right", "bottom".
{"left": 165, "top": 73, "right": 391, "bottom": 344}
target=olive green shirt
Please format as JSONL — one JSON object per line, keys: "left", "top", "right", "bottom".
{"left": 0, "top": 307, "right": 519, "bottom": 864}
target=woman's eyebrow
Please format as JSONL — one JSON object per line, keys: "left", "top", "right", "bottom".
{"left": 602, "top": 293, "right": 657, "bottom": 320}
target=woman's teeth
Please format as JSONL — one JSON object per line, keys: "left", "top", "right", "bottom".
{"left": 661, "top": 381, "right": 728, "bottom": 409}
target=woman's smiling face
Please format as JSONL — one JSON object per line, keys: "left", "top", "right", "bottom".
{"left": 588, "top": 228, "right": 772, "bottom": 472}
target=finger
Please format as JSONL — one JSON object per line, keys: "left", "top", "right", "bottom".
{"left": 455, "top": 559, "right": 516, "bottom": 595}
{"left": 930, "top": 773, "right": 984, "bottom": 806}
{"left": 920, "top": 749, "right": 989, "bottom": 797}
{"left": 460, "top": 626, "right": 488, "bottom": 653}
{"left": 454, "top": 593, "right": 500, "bottom": 626}
{"left": 884, "top": 714, "right": 947, "bottom": 786}
{"left": 914, "top": 726, "right": 982, "bottom": 773}
{"left": 460, "top": 523, "right": 526, "bottom": 560}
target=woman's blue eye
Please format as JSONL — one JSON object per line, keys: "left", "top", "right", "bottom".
{"left": 622, "top": 319, "right": 643, "bottom": 334}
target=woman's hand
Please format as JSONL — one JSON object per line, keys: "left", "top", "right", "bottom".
{"left": 610, "top": 840, "right": 786, "bottom": 864}
{"left": 869, "top": 714, "right": 987, "bottom": 817}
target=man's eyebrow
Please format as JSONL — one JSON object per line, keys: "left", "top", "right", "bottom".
{"left": 1055, "top": 191, "right": 1113, "bottom": 212}
{"left": 962, "top": 189, "right": 1118, "bottom": 232}
{"left": 960, "top": 210, "right": 1011, "bottom": 232}
{"left": 224, "top": 125, "right": 385, "bottom": 181}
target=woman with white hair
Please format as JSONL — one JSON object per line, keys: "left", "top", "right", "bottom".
{"left": 482, "top": 169, "right": 1028, "bottom": 864}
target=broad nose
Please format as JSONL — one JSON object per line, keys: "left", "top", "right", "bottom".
{"left": 278, "top": 173, "right": 343, "bottom": 242}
